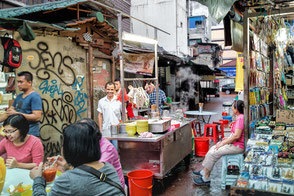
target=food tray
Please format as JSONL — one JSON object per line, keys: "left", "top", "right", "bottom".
{"left": 148, "top": 119, "right": 171, "bottom": 133}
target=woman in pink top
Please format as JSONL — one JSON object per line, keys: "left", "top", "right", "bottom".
{"left": 193, "top": 100, "right": 245, "bottom": 185}
{"left": 77, "top": 118, "right": 125, "bottom": 188}
{"left": 0, "top": 114, "right": 44, "bottom": 169}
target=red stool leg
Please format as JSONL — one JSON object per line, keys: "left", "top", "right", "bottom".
{"left": 196, "top": 121, "right": 201, "bottom": 136}
{"left": 220, "top": 123, "right": 224, "bottom": 138}
{"left": 212, "top": 125, "right": 218, "bottom": 143}
{"left": 203, "top": 124, "right": 208, "bottom": 137}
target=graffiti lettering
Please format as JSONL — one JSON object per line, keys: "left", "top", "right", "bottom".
{"left": 41, "top": 92, "right": 77, "bottom": 125}
{"left": 40, "top": 92, "right": 77, "bottom": 156}
{"left": 39, "top": 79, "right": 63, "bottom": 98}
{"left": 40, "top": 127, "right": 63, "bottom": 157}
{"left": 23, "top": 42, "right": 76, "bottom": 86}
{"left": 72, "top": 77, "right": 87, "bottom": 119}
{"left": 74, "top": 57, "right": 85, "bottom": 63}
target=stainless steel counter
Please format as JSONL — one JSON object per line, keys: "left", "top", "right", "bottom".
{"left": 106, "top": 119, "right": 195, "bottom": 179}
{"left": 106, "top": 120, "right": 191, "bottom": 142}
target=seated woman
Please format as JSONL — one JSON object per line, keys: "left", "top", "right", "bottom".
{"left": 193, "top": 100, "right": 245, "bottom": 185}
{"left": 77, "top": 118, "right": 125, "bottom": 188}
{"left": 0, "top": 114, "right": 43, "bottom": 169}
{"left": 30, "top": 122, "right": 125, "bottom": 196}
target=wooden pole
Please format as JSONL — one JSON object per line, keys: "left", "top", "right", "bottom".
{"left": 243, "top": 8, "right": 249, "bottom": 146}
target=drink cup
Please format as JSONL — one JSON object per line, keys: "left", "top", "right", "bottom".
{"left": 199, "top": 106, "right": 203, "bottom": 113}
{"left": 43, "top": 166, "right": 57, "bottom": 183}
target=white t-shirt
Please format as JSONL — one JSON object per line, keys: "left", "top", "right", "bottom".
{"left": 97, "top": 96, "right": 122, "bottom": 135}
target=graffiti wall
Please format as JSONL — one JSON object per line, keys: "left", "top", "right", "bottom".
{"left": 16, "top": 35, "right": 87, "bottom": 157}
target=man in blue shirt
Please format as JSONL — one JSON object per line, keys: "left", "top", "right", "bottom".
{"left": 1, "top": 71, "right": 42, "bottom": 137}
{"left": 146, "top": 82, "right": 168, "bottom": 112}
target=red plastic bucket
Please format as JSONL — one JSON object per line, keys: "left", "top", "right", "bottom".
{"left": 194, "top": 137, "right": 210, "bottom": 157}
{"left": 127, "top": 170, "right": 153, "bottom": 196}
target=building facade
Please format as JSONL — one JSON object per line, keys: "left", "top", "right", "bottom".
{"left": 131, "top": 0, "right": 189, "bottom": 57}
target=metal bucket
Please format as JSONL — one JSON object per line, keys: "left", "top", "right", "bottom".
{"left": 110, "top": 125, "right": 120, "bottom": 135}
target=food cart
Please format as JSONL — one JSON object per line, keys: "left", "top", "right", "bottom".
{"left": 107, "top": 119, "right": 194, "bottom": 179}
{"left": 111, "top": 8, "right": 194, "bottom": 182}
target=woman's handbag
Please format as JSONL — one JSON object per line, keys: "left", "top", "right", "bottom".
{"left": 77, "top": 165, "right": 126, "bottom": 195}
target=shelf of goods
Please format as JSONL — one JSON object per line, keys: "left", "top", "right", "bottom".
{"left": 232, "top": 118, "right": 294, "bottom": 195}
{"left": 249, "top": 33, "right": 272, "bottom": 122}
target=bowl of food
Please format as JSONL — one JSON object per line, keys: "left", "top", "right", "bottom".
{"left": 7, "top": 184, "right": 32, "bottom": 196}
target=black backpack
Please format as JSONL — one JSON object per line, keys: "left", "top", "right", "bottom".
{"left": 1, "top": 37, "right": 22, "bottom": 68}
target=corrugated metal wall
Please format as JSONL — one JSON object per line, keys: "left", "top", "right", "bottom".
{"left": 108, "top": 0, "right": 131, "bottom": 32}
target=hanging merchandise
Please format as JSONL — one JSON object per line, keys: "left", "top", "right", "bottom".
{"left": 0, "top": 37, "right": 22, "bottom": 69}
{"left": 5, "top": 75, "right": 15, "bottom": 92}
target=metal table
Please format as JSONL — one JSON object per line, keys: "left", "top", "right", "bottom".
{"left": 184, "top": 111, "right": 218, "bottom": 123}
{"left": 106, "top": 119, "right": 193, "bottom": 179}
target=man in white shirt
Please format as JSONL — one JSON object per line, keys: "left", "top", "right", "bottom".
{"left": 97, "top": 82, "right": 122, "bottom": 136}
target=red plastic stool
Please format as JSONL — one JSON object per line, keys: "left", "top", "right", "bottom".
{"left": 220, "top": 119, "right": 229, "bottom": 128}
{"left": 222, "top": 112, "right": 228, "bottom": 116}
{"left": 192, "top": 120, "right": 202, "bottom": 137}
{"left": 203, "top": 124, "right": 219, "bottom": 143}
{"left": 213, "top": 121, "right": 224, "bottom": 140}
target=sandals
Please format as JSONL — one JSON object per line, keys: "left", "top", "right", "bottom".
{"left": 193, "top": 177, "right": 210, "bottom": 186}
{"left": 192, "top": 170, "right": 202, "bottom": 176}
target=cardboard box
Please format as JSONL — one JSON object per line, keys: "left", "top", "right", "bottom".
{"left": 276, "top": 110, "right": 294, "bottom": 124}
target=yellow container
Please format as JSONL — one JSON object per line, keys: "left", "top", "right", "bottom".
{"left": 126, "top": 123, "right": 137, "bottom": 136}
{"left": 0, "top": 157, "right": 6, "bottom": 193}
{"left": 136, "top": 120, "right": 149, "bottom": 134}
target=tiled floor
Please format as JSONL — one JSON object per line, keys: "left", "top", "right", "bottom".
{"left": 153, "top": 93, "right": 236, "bottom": 196}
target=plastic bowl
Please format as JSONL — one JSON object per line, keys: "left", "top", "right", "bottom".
{"left": 126, "top": 124, "right": 137, "bottom": 136}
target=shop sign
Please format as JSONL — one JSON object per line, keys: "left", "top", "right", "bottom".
{"left": 123, "top": 53, "right": 155, "bottom": 76}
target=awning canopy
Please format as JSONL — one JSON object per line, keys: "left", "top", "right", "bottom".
{"left": 0, "top": 0, "right": 117, "bottom": 41}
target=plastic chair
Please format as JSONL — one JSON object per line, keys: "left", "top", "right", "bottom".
{"left": 213, "top": 121, "right": 224, "bottom": 140}
{"left": 203, "top": 124, "right": 219, "bottom": 143}
{"left": 221, "top": 154, "right": 244, "bottom": 189}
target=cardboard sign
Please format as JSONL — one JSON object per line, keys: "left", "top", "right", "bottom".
{"left": 276, "top": 110, "right": 294, "bottom": 124}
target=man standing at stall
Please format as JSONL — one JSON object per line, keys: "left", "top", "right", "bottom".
{"left": 0, "top": 71, "right": 42, "bottom": 137}
{"left": 114, "top": 78, "right": 135, "bottom": 120}
{"left": 97, "top": 81, "right": 123, "bottom": 136}
{"left": 146, "top": 81, "right": 169, "bottom": 113}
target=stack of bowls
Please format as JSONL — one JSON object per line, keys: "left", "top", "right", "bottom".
{"left": 125, "top": 122, "right": 137, "bottom": 136}
{"left": 136, "top": 120, "right": 149, "bottom": 134}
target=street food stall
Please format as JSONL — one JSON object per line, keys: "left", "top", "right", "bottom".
{"left": 107, "top": 118, "right": 194, "bottom": 179}
{"left": 106, "top": 13, "right": 194, "bottom": 179}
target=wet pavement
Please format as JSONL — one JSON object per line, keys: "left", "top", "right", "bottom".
{"left": 153, "top": 93, "right": 236, "bottom": 196}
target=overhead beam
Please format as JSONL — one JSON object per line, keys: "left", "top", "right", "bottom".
{"left": 247, "top": 6, "right": 294, "bottom": 18}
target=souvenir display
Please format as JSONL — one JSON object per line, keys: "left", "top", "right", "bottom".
{"left": 236, "top": 118, "right": 294, "bottom": 194}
